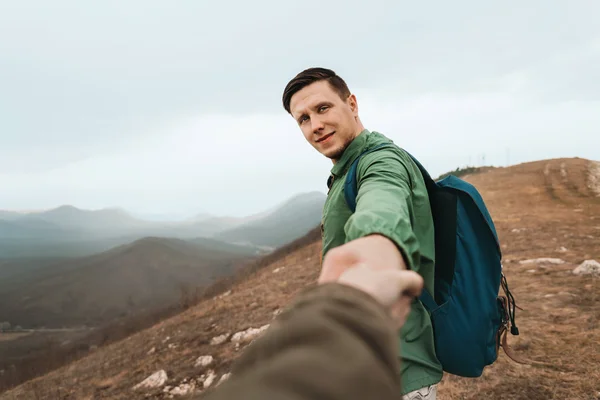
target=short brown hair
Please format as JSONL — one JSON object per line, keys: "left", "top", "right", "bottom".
{"left": 282, "top": 67, "right": 351, "bottom": 114}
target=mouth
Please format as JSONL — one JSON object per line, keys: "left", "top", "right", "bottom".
{"left": 316, "top": 132, "right": 335, "bottom": 143}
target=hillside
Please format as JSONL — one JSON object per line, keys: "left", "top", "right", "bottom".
{"left": 2, "top": 157, "right": 599, "bottom": 399}
{"left": 214, "top": 191, "right": 326, "bottom": 248}
{"left": 0, "top": 237, "right": 262, "bottom": 329}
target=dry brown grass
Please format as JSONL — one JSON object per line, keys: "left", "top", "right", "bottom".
{"left": 1, "top": 157, "right": 599, "bottom": 400}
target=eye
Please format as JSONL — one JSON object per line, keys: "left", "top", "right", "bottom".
{"left": 298, "top": 115, "right": 309, "bottom": 124}
{"left": 318, "top": 105, "right": 329, "bottom": 112}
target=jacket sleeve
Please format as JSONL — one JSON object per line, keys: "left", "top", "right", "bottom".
{"left": 343, "top": 147, "right": 421, "bottom": 272}
{"left": 198, "top": 283, "right": 403, "bottom": 400}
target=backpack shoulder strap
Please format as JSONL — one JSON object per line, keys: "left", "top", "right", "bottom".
{"left": 344, "top": 143, "right": 422, "bottom": 212}
{"left": 344, "top": 144, "right": 434, "bottom": 211}
{"left": 344, "top": 143, "right": 391, "bottom": 212}
{"left": 403, "top": 151, "right": 437, "bottom": 192}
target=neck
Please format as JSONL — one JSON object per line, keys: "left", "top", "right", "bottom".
{"left": 331, "top": 124, "right": 367, "bottom": 165}
{"left": 355, "top": 119, "right": 365, "bottom": 133}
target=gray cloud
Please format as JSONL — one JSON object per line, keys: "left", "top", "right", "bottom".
{"left": 1, "top": 0, "right": 598, "bottom": 215}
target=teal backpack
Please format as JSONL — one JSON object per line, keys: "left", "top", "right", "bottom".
{"left": 344, "top": 143, "right": 522, "bottom": 377}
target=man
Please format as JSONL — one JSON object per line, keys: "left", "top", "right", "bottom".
{"left": 281, "top": 67, "right": 443, "bottom": 399}
{"left": 198, "top": 264, "right": 425, "bottom": 400}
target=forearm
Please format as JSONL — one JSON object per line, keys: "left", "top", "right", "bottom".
{"left": 199, "top": 283, "right": 402, "bottom": 400}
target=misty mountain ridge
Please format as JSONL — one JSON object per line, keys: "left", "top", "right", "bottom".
{"left": 0, "top": 191, "right": 327, "bottom": 258}
{"left": 215, "top": 191, "right": 326, "bottom": 248}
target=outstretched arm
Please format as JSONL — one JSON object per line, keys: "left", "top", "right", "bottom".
{"left": 198, "top": 266, "right": 423, "bottom": 400}
{"left": 320, "top": 148, "right": 420, "bottom": 284}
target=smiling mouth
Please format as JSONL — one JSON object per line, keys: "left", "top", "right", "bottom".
{"left": 316, "top": 132, "right": 335, "bottom": 143}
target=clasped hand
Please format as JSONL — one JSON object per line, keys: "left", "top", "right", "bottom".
{"left": 319, "top": 235, "right": 423, "bottom": 329}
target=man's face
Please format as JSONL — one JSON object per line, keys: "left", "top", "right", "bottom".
{"left": 289, "top": 80, "right": 361, "bottom": 162}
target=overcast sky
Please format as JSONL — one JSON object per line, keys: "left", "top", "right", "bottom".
{"left": 1, "top": 1, "right": 598, "bottom": 218}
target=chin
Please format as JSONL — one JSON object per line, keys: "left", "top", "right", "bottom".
{"left": 322, "top": 146, "right": 345, "bottom": 161}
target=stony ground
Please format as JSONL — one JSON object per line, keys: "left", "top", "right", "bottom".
{"left": 2, "top": 157, "right": 599, "bottom": 400}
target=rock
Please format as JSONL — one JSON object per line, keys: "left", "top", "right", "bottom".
{"left": 231, "top": 324, "right": 270, "bottom": 344}
{"left": 527, "top": 269, "right": 537, "bottom": 273}
{"left": 210, "top": 333, "right": 229, "bottom": 345}
{"left": 133, "top": 370, "right": 168, "bottom": 390}
{"left": 573, "top": 260, "right": 600, "bottom": 276}
{"left": 217, "top": 373, "right": 231, "bottom": 386}
{"left": 544, "top": 294, "right": 555, "bottom": 298}
{"left": 163, "top": 336, "right": 171, "bottom": 343}
{"left": 273, "top": 267, "right": 285, "bottom": 273}
{"left": 587, "top": 161, "right": 600, "bottom": 196}
{"left": 169, "top": 382, "right": 196, "bottom": 396}
{"left": 559, "top": 246, "right": 568, "bottom": 252}
{"left": 195, "top": 355, "right": 214, "bottom": 368}
{"left": 519, "top": 258, "right": 565, "bottom": 265}
{"left": 558, "top": 291, "right": 577, "bottom": 297}
{"left": 147, "top": 347, "right": 156, "bottom": 355}
{"left": 202, "top": 370, "right": 217, "bottom": 389}
{"left": 168, "top": 343, "right": 178, "bottom": 349}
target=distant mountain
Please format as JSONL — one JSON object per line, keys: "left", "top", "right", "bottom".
{"left": 186, "top": 212, "right": 214, "bottom": 223}
{"left": 0, "top": 192, "right": 327, "bottom": 258}
{"left": 214, "top": 191, "right": 326, "bottom": 248}
{"left": 19, "top": 205, "right": 148, "bottom": 232}
{"left": 0, "top": 218, "right": 70, "bottom": 239}
{"left": 0, "top": 206, "right": 240, "bottom": 257}
{"left": 0, "top": 236, "right": 263, "bottom": 328}
{"left": 0, "top": 210, "right": 24, "bottom": 220}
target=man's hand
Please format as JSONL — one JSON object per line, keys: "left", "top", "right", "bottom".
{"left": 319, "top": 234, "right": 417, "bottom": 329}
{"left": 319, "top": 234, "right": 408, "bottom": 283}
{"left": 335, "top": 264, "right": 423, "bottom": 329}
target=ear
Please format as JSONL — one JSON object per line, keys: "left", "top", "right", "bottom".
{"left": 347, "top": 94, "right": 358, "bottom": 115}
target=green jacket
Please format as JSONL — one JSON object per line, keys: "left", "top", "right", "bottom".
{"left": 198, "top": 283, "right": 404, "bottom": 400}
{"left": 321, "top": 129, "right": 443, "bottom": 394}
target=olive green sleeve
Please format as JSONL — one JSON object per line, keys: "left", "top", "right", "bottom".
{"left": 343, "top": 148, "right": 421, "bottom": 271}
{"left": 197, "top": 283, "right": 402, "bottom": 400}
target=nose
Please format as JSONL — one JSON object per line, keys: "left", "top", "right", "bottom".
{"left": 311, "top": 115, "right": 325, "bottom": 133}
